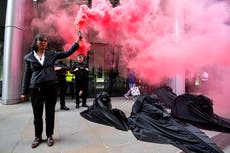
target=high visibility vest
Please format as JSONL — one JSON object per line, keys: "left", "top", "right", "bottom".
{"left": 66, "top": 71, "right": 75, "bottom": 82}
{"left": 195, "top": 75, "right": 200, "bottom": 86}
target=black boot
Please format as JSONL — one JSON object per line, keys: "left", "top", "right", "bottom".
{"left": 82, "top": 103, "right": 89, "bottom": 107}
{"left": 76, "top": 103, "right": 80, "bottom": 109}
{"left": 61, "top": 106, "right": 69, "bottom": 110}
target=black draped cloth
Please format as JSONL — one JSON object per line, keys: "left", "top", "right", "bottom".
{"left": 80, "top": 92, "right": 223, "bottom": 153}
{"left": 80, "top": 92, "right": 129, "bottom": 131}
{"left": 171, "top": 93, "right": 230, "bottom": 133}
{"left": 154, "top": 86, "right": 177, "bottom": 109}
{"left": 154, "top": 86, "right": 230, "bottom": 133}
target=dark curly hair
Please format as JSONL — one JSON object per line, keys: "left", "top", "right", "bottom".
{"left": 31, "top": 33, "right": 48, "bottom": 52}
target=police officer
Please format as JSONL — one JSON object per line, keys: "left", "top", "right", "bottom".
{"left": 71, "top": 54, "right": 89, "bottom": 108}
{"left": 54, "top": 60, "right": 70, "bottom": 110}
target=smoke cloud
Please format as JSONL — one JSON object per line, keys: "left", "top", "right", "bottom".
{"left": 30, "top": 0, "right": 90, "bottom": 58}
{"left": 30, "top": 0, "right": 230, "bottom": 116}
{"left": 75, "top": 0, "right": 230, "bottom": 116}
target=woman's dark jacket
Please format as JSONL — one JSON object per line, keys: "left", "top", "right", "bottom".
{"left": 21, "top": 43, "right": 79, "bottom": 95}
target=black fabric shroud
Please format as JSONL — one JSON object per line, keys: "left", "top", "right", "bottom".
{"left": 129, "top": 95, "right": 223, "bottom": 153}
{"left": 155, "top": 86, "right": 177, "bottom": 109}
{"left": 80, "top": 92, "right": 129, "bottom": 131}
{"left": 80, "top": 92, "right": 223, "bottom": 153}
{"left": 171, "top": 93, "right": 230, "bottom": 133}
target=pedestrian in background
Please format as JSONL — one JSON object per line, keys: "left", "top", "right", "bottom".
{"left": 124, "top": 69, "right": 139, "bottom": 99}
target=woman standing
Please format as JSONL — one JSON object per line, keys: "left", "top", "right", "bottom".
{"left": 21, "top": 33, "right": 82, "bottom": 148}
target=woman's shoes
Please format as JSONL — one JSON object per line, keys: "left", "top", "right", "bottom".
{"left": 124, "top": 94, "right": 129, "bottom": 100}
{"left": 47, "top": 136, "right": 54, "bottom": 147}
{"left": 31, "top": 136, "right": 54, "bottom": 148}
{"left": 31, "top": 137, "right": 42, "bottom": 148}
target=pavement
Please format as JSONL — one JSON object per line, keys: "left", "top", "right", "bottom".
{"left": 0, "top": 96, "right": 229, "bottom": 153}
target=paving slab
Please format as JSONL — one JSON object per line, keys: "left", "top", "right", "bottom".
{"left": 0, "top": 97, "right": 229, "bottom": 153}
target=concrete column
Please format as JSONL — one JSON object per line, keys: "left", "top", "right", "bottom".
{"left": 163, "top": 0, "right": 185, "bottom": 95}
{"left": 2, "top": 0, "right": 26, "bottom": 104}
{"left": 171, "top": 0, "right": 185, "bottom": 95}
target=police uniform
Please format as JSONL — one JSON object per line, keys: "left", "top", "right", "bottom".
{"left": 54, "top": 60, "right": 69, "bottom": 110}
{"left": 71, "top": 56, "right": 89, "bottom": 108}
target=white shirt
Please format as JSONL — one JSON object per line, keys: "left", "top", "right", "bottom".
{"left": 33, "top": 51, "right": 45, "bottom": 65}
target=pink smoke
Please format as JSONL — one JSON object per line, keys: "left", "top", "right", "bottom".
{"left": 74, "top": 0, "right": 230, "bottom": 116}
{"left": 30, "top": 0, "right": 90, "bottom": 58}
{"left": 29, "top": 0, "right": 230, "bottom": 116}
{"left": 75, "top": 0, "right": 230, "bottom": 82}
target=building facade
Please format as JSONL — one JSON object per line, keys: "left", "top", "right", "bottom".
{"left": 0, "top": 0, "right": 135, "bottom": 104}
{"left": 0, "top": 0, "right": 185, "bottom": 104}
